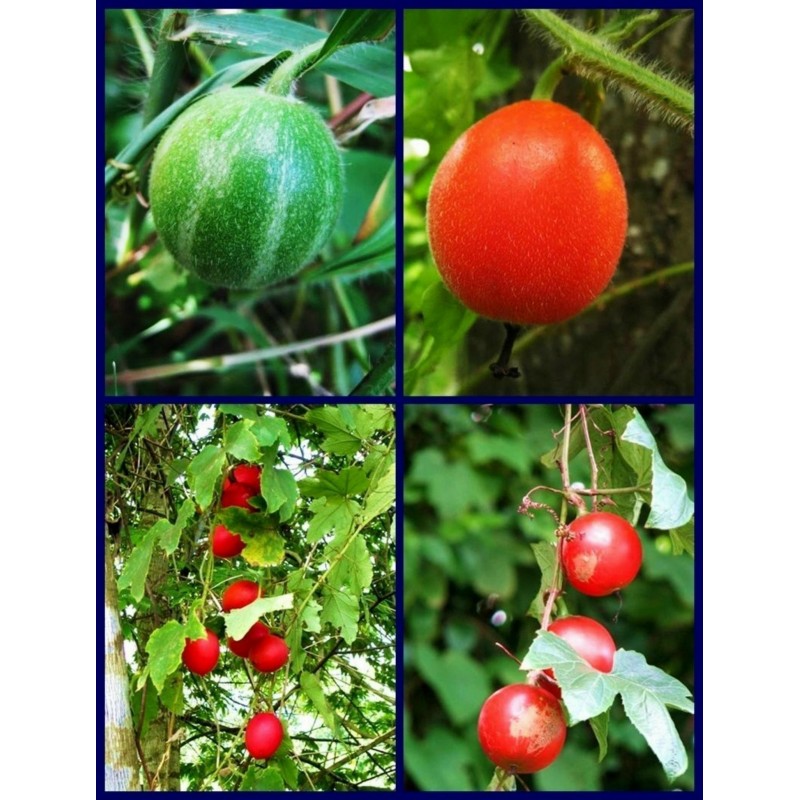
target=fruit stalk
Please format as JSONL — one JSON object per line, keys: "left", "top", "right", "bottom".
{"left": 265, "top": 39, "right": 328, "bottom": 97}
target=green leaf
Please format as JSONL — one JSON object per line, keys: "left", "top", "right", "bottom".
{"left": 414, "top": 645, "right": 491, "bottom": 726}
{"left": 276, "top": 755, "right": 298, "bottom": 789}
{"left": 182, "top": 12, "right": 395, "bottom": 96}
{"left": 118, "top": 523, "right": 163, "bottom": 602}
{"left": 321, "top": 587, "right": 360, "bottom": 643}
{"left": 262, "top": 467, "right": 295, "bottom": 514}
{"left": 247, "top": 766, "right": 284, "bottom": 791}
{"left": 300, "top": 671, "right": 340, "bottom": 736}
{"left": 307, "top": 495, "right": 359, "bottom": 542}
{"left": 224, "top": 594, "right": 294, "bottom": 641}
{"left": 145, "top": 620, "right": 186, "bottom": 693}
{"left": 251, "top": 415, "right": 291, "bottom": 448}
{"left": 522, "top": 634, "right": 693, "bottom": 781}
{"left": 669, "top": 519, "right": 695, "bottom": 557}
{"left": 219, "top": 404, "right": 260, "bottom": 420}
{"left": 320, "top": 10, "right": 395, "bottom": 61}
{"left": 527, "top": 541, "right": 558, "bottom": 622}
{"left": 349, "top": 342, "right": 396, "bottom": 396}
{"left": 306, "top": 407, "right": 364, "bottom": 455}
{"left": 614, "top": 650, "right": 693, "bottom": 781}
{"left": 360, "top": 461, "right": 395, "bottom": 525}
{"left": 522, "top": 632, "right": 618, "bottom": 722}
{"left": 224, "top": 420, "right": 261, "bottom": 461}
{"left": 618, "top": 410, "right": 695, "bottom": 529}
{"left": 159, "top": 499, "right": 196, "bottom": 554}
{"left": 589, "top": 709, "right": 610, "bottom": 761}
{"left": 242, "top": 529, "right": 285, "bottom": 567}
{"left": 300, "top": 466, "right": 369, "bottom": 498}
{"left": 327, "top": 533, "right": 373, "bottom": 595}
{"left": 187, "top": 444, "right": 226, "bottom": 511}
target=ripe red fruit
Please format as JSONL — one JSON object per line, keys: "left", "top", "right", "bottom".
{"left": 245, "top": 712, "right": 284, "bottom": 759}
{"left": 427, "top": 100, "right": 628, "bottom": 325}
{"left": 211, "top": 524, "right": 245, "bottom": 558}
{"left": 477, "top": 684, "right": 566, "bottom": 773}
{"left": 562, "top": 512, "right": 643, "bottom": 596}
{"left": 249, "top": 634, "right": 290, "bottom": 673}
{"left": 221, "top": 482, "right": 257, "bottom": 511}
{"left": 541, "top": 616, "right": 617, "bottom": 698}
{"left": 228, "top": 621, "right": 270, "bottom": 658}
{"left": 231, "top": 464, "right": 262, "bottom": 492}
{"left": 182, "top": 628, "right": 220, "bottom": 676}
{"left": 221, "top": 580, "right": 261, "bottom": 612}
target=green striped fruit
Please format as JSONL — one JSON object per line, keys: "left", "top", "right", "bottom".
{"left": 149, "top": 87, "right": 344, "bottom": 289}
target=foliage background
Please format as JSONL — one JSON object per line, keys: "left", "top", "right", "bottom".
{"left": 404, "top": 9, "right": 694, "bottom": 395}
{"left": 105, "top": 9, "right": 396, "bottom": 396}
{"left": 403, "top": 404, "right": 694, "bottom": 791}
{"left": 104, "top": 403, "right": 396, "bottom": 790}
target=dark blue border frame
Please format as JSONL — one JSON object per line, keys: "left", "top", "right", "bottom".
{"left": 100, "top": 2, "right": 700, "bottom": 796}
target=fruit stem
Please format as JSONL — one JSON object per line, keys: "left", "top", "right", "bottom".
{"left": 489, "top": 323, "right": 522, "bottom": 379}
{"left": 264, "top": 39, "right": 328, "bottom": 97}
{"left": 531, "top": 55, "right": 566, "bottom": 100}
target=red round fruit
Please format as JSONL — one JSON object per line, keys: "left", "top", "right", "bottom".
{"left": 221, "top": 579, "right": 261, "bottom": 612}
{"left": 182, "top": 628, "right": 220, "bottom": 676}
{"left": 427, "top": 100, "right": 627, "bottom": 325}
{"left": 477, "top": 684, "right": 566, "bottom": 773}
{"left": 211, "top": 524, "right": 245, "bottom": 558}
{"left": 221, "top": 482, "right": 257, "bottom": 511}
{"left": 228, "top": 621, "right": 271, "bottom": 658}
{"left": 562, "top": 512, "right": 642, "bottom": 596}
{"left": 244, "top": 712, "right": 284, "bottom": 759}
{"left": 548, "top": 616, "right": 616, "bottom": 672}
{"left": 542, "top": 615, "right": 617, "bottom": 698}
{"left": 232, "top": 464, "right": 262, "bottom": 492}
{"left": 249, "top": 634, "right": 290, "bottom": 673}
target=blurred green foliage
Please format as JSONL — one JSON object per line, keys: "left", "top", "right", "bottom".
{"left": 404, "top": 404, "right": 694, "bottom": 790}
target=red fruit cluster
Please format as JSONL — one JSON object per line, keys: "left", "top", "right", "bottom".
{"left": 477, "top": 513, "right": 642, "bottom": 774}
{"left": 212, "top": 464, "right": 263, "bottom": 558}
{"left": 222, "top": 579, "right": 290, "bottom": 674}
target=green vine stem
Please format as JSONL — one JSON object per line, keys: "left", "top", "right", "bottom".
{"left": 264, "top": 39, "right": 328, "bottom": 96}
{"left": 523, "top": 10, "right": 694, "bottom": 134}
{"left": 531, "top": 55, "right": 566, "bottom": 100}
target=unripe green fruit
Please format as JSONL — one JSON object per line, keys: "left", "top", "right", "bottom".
{"left": 149, "top": 88, "right": 345, "bottom": 289}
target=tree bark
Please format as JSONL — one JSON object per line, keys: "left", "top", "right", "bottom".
{"left": 105, "top": 534, "right": 141, "bottom": 791}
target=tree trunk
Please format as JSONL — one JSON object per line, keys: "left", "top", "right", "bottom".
{"left": 136, "top": 408, "right": 182, "bottom": 790}
{"left": 105, "top": 534, "right": 141, "bottom": 790}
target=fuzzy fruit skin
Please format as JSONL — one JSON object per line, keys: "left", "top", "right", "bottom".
{"left": 228, "top": 621, "right": 270, "bottom": 658}
{"left": 182, "top": 628, "right": 220, "bottom": 675}
{"left": 212, "top": 524, "right": 245, "bottom": 558}
{"left": 542, "top": 616, "right": 616, "bottom": 698}
{"left": 563, "top": 512, "right": 642, "bottom": 596}
{"left": 150, "top": 88, "right": 344, "bottom": 289}
{"left": 245, "top": 712, "right": 284, "bottom": 759}
{"left": 249, "top": 634, "right": 290, "bottom": 672}
{"left": 477, "top": 684, "right": 566, "bottom": 773}
{"left": 221, "top": 580, "right": 261, "bottom": 612}
{"left": 427, "top": 100, "right": 628, "bottom": 325}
